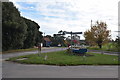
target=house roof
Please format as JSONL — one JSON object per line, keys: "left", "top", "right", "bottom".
{"left": 44, "top": 37, "right": 51, "bottom": 42}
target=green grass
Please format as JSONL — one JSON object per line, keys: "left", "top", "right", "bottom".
{"left": 2, "top": 47, "right": 61, "bottom": 54}
{"left": 7, "top": 50, "right": 119, "bottom": 66}
{"left": 88, "top": 43, "right": 119, "bottom": 52}
{"left": 2, "top": 48, "right": 38, "bottom": 54}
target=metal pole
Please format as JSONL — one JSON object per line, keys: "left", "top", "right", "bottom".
{"left": 71, "top": 31, "right": 72, "bottom": 49}
{"left": 44, "top": 32, "right": 46, "bottom": 47}
{"left": 39, "top": 43, "right": 41, "bottom": 56}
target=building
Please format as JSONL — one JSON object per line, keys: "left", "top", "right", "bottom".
{"left": 43, "top": 37, "right": 52, "bottom": 47}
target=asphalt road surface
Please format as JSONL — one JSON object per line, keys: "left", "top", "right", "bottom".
{"left": 2, "top": 47, "right": 67, "bottom": 59}
{"left": 1, "top": 47, "right": 118, "bottom": 78}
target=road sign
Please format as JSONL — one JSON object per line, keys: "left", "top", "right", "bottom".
{"left": 63, "top": 31, "right": 82, "bottom": 49}
{"left": 71, "top": 32, "right": 82, "bottom": 34}
{"left": 55, "top": 31, "right": 82, "bottom": 49}
{"left": 65, "top": 32, "right": 82, "bottom": 34}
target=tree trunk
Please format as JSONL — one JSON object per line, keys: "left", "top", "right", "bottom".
{"left": 98, "top": 44, "right": 102, "bottom": 49}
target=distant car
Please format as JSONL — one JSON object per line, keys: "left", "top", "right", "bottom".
{"left": 58, "top": 44, "right": 62, "bottom": 47}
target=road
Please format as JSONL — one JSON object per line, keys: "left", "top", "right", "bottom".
{"left": 2, "top": 61, "right": 118, "bottom": 78}
{"left": 1, "top": 47, "right": 118, "bottom": 78}
{"left": 2, "top": 47, "right": 67, "bottom": 60}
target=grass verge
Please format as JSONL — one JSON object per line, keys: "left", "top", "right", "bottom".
{"left": 88, "top": 43, "right": 119, "bottom": 52}
{"left": 2, "top": 47, "right": 60, "bottom": 54}
{"left": 2, "top": 48, "right": 38, "bottom": 54}
{"left": 7, "top": 50, "right": 119, "bottom": 66}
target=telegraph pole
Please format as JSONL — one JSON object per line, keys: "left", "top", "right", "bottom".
{"left": 71, "top": 31, "right": 73, "bottom": 48}
{"left": 91, "top": 20, "right": 92, "bottom": 28}
{"left": 43, "top": 32, "right": 46, "bottom": 47}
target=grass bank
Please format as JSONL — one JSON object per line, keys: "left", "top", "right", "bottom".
{"left": 88, "top": 43, "right": 119, "bottom": 52}
{"left": 7, "top": 50, "right": 118, "bottom": 66}
{"left": 2, "top": 47, "right": 60, "bottom": 54}
{"left": 2, "top": 48, "right": 38, "bottom": 54}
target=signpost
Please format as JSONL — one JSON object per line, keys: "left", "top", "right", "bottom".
{"left": 64, "top": 31, "right": 82, "bottom": 48}
{"left": 55, "top": 31, "right": 82, "bottom": 48}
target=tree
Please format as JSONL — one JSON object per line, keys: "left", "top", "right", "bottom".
{"left": 51, "top": 30, "right": 66, "bottom": 47}
{"left": 35, "top": 31, "right": 43, "bottom": 46}
{"left": 2, "top": 2, "right": 43, "bottom": 51}
{"left": 22, "top": 17, "right": 42, "bottom": 48}
{"left": 2, "top": 2, "right": 27, "bottom": 51}
{"left": 115, "top": 36, "right": 120, "bottom": 51}
{"left": 84, "top": 21, "right": 111, "bottom": 48}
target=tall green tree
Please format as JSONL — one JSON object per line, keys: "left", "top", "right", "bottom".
{"left": 22, "top": 17, "right": 42, "bottom": 48}
{"left": 2, "top": 2, "right": 43, "bottom": 51}
{"left": 52, "top": 30, "right": 66, "bottom": 46}
{"left": 35, "top": 31, "right": 43, "bottom": 46}
{"left": 2, "top": 2, "right": 27, "bottom": 51}
{"left": 84, "top": 21, "right": 111, "bottom": 48}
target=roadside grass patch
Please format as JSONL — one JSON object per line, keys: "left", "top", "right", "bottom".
{"left": 2, "top": 48, "right": 38, "bottom": 54}
{"left": 7, "top": 50, "right": 119, "bottom": 66}
{"left": 88, "top": 43, "right": 119, "bottom": 52}
{"left": 2, "top": 47, "right": 60, "bottom": 54}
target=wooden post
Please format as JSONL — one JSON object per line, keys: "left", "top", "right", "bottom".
{"left": 38, "top": 43, "right": 41, "bottom": 56}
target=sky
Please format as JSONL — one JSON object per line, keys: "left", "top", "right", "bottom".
{"left": 9, "top": 0, "right": 119, "bottom": 40}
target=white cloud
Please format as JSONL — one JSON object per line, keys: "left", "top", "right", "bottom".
{"left": 9, "top": 0, "right": 119, "bottom": 40}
